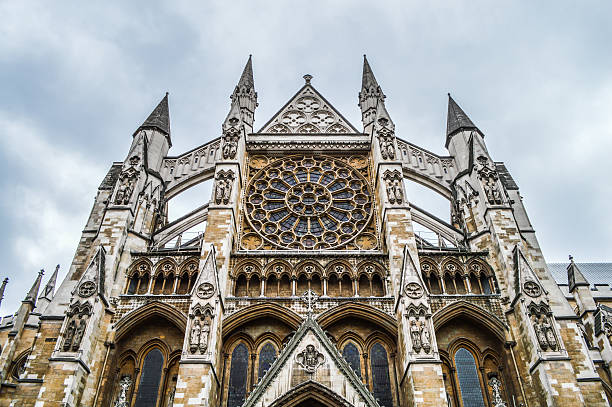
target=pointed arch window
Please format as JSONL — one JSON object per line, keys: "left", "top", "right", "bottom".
{"left": 454, "top": 347, "right": 485, "bottom": 407}
{"left": 342, "top": 343, "right": 361, "bottom": 378}
{"left": 258, "top": 342, "right": 277, "bottom": 379}
{"left": 370, "top": 343, "right": 393, "bottom": 407}
{"left": 227, "top": 343, "right": 249, "bottom": 407}
{"left": 133, "top": 348, "right": 164, "bottom": 407}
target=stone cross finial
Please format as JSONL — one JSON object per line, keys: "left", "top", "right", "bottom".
{"left": 303, "top": 74, "right": 313, "bottom": 85}
{"left": 301, "top": 289, "right": 319, "bottom": 314}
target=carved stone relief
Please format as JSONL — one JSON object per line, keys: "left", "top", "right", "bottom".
{"left": 383, "top": 170, "right": 404, "bottom": 205}
{"left": 529, "top": 303, "right": 558, "bottom": 351}
{"left": 405, "top": 282, "right": 424, "bottom": 299}
{"left": 78, "top": 280, "right": 96, "bottom": 298}
{"left": 222, "top": 120, "right": 240, "bottom": 160}
{"left": 61, "top": 302, "right": 92, "bottom": 352}
{"left": 376, "top": 119, "right": 396, "bottom": 160}
{"left": 214, "top": 170, "right": 234, "bottom": 205}
{"left": 114, "top": 168, "right": 138, "bottom": 205}
{"left": 476, "top": 156, "right": 503, "bottom": 205}
{"left": 406, "top": 305, "right": 432, "bottom": 355}
{"left": 523, "top": 280, "right": 542, "bottom": 298}
{"left": 196, "top": 282, "right": 215, "bottom": 299}
{"left": 188, "top": 305, "right": 213, "bottom": 355}
{"left": 296, "top": 344, "right": 325, "bottom": 374}
{"left": 488, "top": 376, "right": 507, "bottom": 407}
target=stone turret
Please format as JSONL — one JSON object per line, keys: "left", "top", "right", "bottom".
{"left": 359, "top": 55, "right": 385, "bottom": 134}
{"left": 231, "top": 55, "right": 257, "bottom": 132}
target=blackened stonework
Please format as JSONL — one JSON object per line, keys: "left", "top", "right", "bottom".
{"left": 1, "top": 56, "right": 609, "bottom": 407}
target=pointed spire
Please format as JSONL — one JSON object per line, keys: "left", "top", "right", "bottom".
{"left": 136, "top": 93, "right": 171, "bottom": 137}
{"left": 24, "top": 270, "right": 44, "bottom": 306}
{"left": 40, "top": 265, "right": 59, "bottom": 301}
{"left": 0, "top": 278, "right": 8, "bottom": 309}
{"left": 567, "top": 255, "right": 589, "bottom": 292}
{"left": 361, "top": 55, "right": 381, "bottom": 93}
{"left": 446, "top": 94, "right": 477, "bottom": 139}
{"left": 236, "top": 55, "right": 254, "bottom": 92}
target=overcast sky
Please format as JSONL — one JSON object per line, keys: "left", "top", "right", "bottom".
{"left": 1, "top": 1, "right": 611, "bottom": 314}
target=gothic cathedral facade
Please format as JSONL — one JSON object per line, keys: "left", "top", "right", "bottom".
{"left": 1, "top": 56, "right": 611, "bottom": 407}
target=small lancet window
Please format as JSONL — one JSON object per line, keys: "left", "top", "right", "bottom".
{"left": 258, "top": 343, "right": 277, "bottom": 379}
{"left": 342, "top": 343, "right": 361, "bottom": 378}
{"left": 133, "top": 348, "right": 164, "bottom": 407}
{"left": 227, "top": 344, "right": 249, "bottom": 407}
{"left": 455, "top": 347, "right": 485, "bottom": 407}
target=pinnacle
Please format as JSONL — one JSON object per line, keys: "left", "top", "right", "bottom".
{"left": 40, "top": 264, "right": 59, "bottom": 300}
{"left": 361, "top": 55, "right": 381, "bottom": 92}
{"left": 24, "top": 269, "right": 44, "bottom": 306}
{"left": 237, "top": 55, "right": 254, "bottom": 90}
{"left": 446, "top": 94, "right": 477, "bottom": 137}
{"left": 567, "top": 255, "right": 589, "bottom": 290}
{"left": 138, "top": 93, "right": 171, "bottom": 136}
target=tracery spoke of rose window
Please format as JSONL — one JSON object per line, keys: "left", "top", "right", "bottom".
{"left": 245, "top": 156, "right": 373, "bottom": 250}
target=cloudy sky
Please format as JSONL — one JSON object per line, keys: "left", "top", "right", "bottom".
{"left": 1, "top": 1, "right": 611, "bottom": 314}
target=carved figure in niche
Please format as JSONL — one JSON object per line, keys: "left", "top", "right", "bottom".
{"left": 376, "top": 118, "right": 396, "bottom": 160}
{"left": 483, "top": 177, "right": 503, "bottom": 205}
{"left": 214, "top": 171, "right": 234, "bottom": 205}
{"left": 420, "top": 321, "right": 431, "bottom": 353}
{"left": 488, "top": 376, "right": 507, "bottom": 407}
{"left": 533, "top": 315, "right": 549, "bottom": 350}
{"left": 296, "top": 344, "right": 325, "bottom": 374}
{"left": 190, "top": 319, "right": 201, "bottom": 354}
{"left": 63, "top": 320, "right": 76, "bottom": 351}
{"left": 114, "top": 172, "right": 136, "bottom": 205}
{"left": 222, "top": 127, "right": 240, "bottom": 160}
{"left": 410, "top": 320, "right": 422, "bottom": 352}
{"left": 383, "top": 171, "right": 404, "bottom": 204}
{"left": 72, "top": 319, "right": 87, "bottom": 351}
{"left": 199, "top": 321, "right": 210, "bottom": 353}
{"left": 541, "top": 318, "right": 558, "bottom": 350}
{"left": 113, "top": 375, "right": 132, "bottom": 407}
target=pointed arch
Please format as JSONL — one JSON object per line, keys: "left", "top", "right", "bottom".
{"left": 432, "top": 300, "right": 507, "bottom": 342}
{"left": 114, "top": 301, "right": 187, "bottom": 342}
{"left": 222, "top": 302, "right": 302, "bottom": 338}
{"left": 269, "top": 380, "right": 357, "bottom": 407}
{"left": 317, "top": 303, "right": 397, "bottom": 338}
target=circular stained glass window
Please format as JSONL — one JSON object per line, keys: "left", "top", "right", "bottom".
{"left": 245, "top": 156, "right": 373, "bottom": 250}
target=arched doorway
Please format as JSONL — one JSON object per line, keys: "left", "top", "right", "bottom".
{"left": 268, "top": 381, "right": 354, "bottom": 407}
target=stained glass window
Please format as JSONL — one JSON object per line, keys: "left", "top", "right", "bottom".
{"left": 370, "top": 343, "right": 393, "bottom": 407}
{"left": 133, "top": 348, "right": 164, "bottom": 407}
{"left": 245, "top": 156, "right": 373, "bottom": 250}
{"left": 342, "top": 343, "right": 361, "bottom": 378}
{"left": 455, "top": 348, "right": 485, "bottom": 407}
{"left": 227, "top": 344, "right": 249, "bottom": 407}
{"left": 258, "top": 343, "right": 277, "bottom": 379}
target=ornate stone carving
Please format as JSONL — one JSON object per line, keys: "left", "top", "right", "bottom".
{"left": 78, "top": 280, "right": 96, "bottom": 298}
{"left": 301, "top": 289, "right": 319, "bottom": 313}
{"left": 214, "top": 170, "right": 234, "bottom": 205}
{"left": 420, "top": 321, "right": 431, "bottom": 353}
{"left": 196, "top": 282, "right": 215, "bottom": 299}
{"left": 376, "top": 121, "right": 396, "bottom": 160}
{"left": 529, "top": 303, "right": 558, "bottom": 351}
{"left": 383, "top": 170, "right": 403, "bottom": 204}
{"left": 188, "top": 303, "right": 214, "bottom": 356}
{"left": 523, "top": 280, "right": 541, "bottom": 297}
{"left": 222, "top": 121, "right": 240, "bottom": 160}
{"left": 410, "top": 320, "right": 422, "bottom": 352}
{"left": 114, "top": 168, "right": 138, "bottom": 205}
{"left": 488, "top": 376, "right": 507, "bottom": 407}
{"left": 113, "top": 376, "right": 132, "bottom": 407}
{"left": 189, "top": 319, "right": 201, "bottom": 354}
{"left": 405, "top": 282, "right": 424, "bottom": 299}
{"left": 61, "top": 302, "right": 92, "bottom": 352}
{"left": 476, "top": 156, "right": 503, "bottom": 205}
{"left": 296, "top": 344, "right": 325, "bottom": 374}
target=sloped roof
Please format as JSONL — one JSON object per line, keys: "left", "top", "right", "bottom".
{"left": 548, "top": 262, "right": 612, "bottom": 286}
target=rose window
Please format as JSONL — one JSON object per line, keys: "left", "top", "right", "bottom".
{"left": 245, "top": 156, "right": 373, "bottom": 250}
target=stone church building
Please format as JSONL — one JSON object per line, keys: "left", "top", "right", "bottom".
{"left": 1, "top": 56, "right": 611, "bottom": 407}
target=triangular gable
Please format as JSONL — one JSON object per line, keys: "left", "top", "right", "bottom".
{"left": 512, "top": 245, "right": 548, "bottom": 305}
{"left": 257, "top": 84, "right": 360, "bottom": 134}
{"left": 243, "top": 315, "right": 379, "bottom": 407}
{"left": 395, "top": 245, "right": 429, "bottom": 312}
{"left": 73, "top": 245, "right": 108, "bottom": 303}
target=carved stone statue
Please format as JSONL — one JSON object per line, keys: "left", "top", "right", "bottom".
{"left": 114, "top": 173, "right": 135, "bottom": 205}
{"left": 384, "top": 171, "right": 403, "bottom": 205}
{"left": 72, "top": 319, "right": 87, "bottom": 351}
{"left": 190, "top": 319, "right": 201, "bottom": 354}
{"left": 392, "top": 180, "right": 404, "bottom": 204}
{"left": 378, "top": 135, "right": 396, "bottom": 160}
{"left": 113, "top": 375, "right": 132, "bottom": 407}
{"left": 410, "top": 320, "right": 422, "bottom": 352}
{"left": 63, "top": 320, "right": 76, "bottom": 351}
{"left": 488, "top": 376, "right": 507, "bottom": 407}
{"left": 199, "top": 321, "right": 210, "bottom": 353}
{"left": 420, "top": 321, "right": 431, "bottom": 353}
{"left": 534, "top": 316, "right": 548, "bottom": 350}
{"left": 214, "top": 171, "right": 234, "bottom": 205}
{"left": 222, "top": 131, "right": 239, "bottom": 160}
{"left": 542, "top": 318, "right": 558, "bottom": 350}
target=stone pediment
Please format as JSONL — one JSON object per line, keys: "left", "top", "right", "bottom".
{"left": 257, "top": 79, "right": 360, "bottom": 134}
{"left": 243, "top": 315, "right": 379, "bottom": 407}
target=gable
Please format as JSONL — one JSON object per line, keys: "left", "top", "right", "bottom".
{"left": 243, "top": 316, "right": 378, "bottom": 407}
{"left": 258, "top": 84, "right": 360, "bottom": 134}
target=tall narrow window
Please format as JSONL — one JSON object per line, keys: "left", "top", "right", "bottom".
{"left": 370, "top": 343, "right": 393, "bottom": 407}
{"left": 258, "top": 343, "right": 277, "bottom": 379}
{"left": 342, "top": 343, "right": 361, "bottom": 378}
{"left": 455, "top": 348, "right": 485, "bottom": 407}
{"left": 133, "top": 348, "right": 164, "bottom": 407}
{"left": 227, "top": 344, "right": 249, "bottom": 407}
